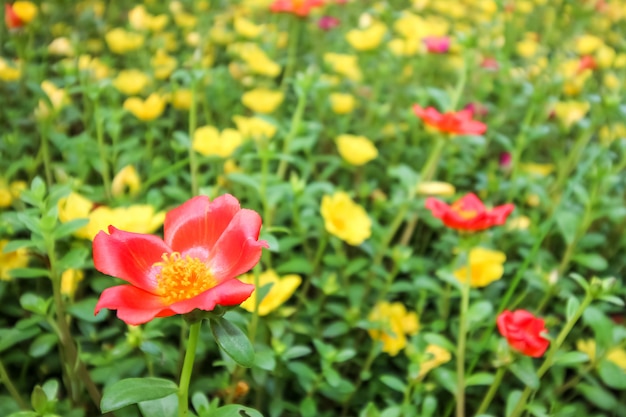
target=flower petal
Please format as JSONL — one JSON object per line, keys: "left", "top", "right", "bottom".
{"left": 164, "top": 194, "right": 241, "bottom": 255}
{"left": 168, "top": 279, "right": 255, "bottom": 314}
{"left": 94, "top": 285, "right": 172, "bottom": 325}
{"left": 93, "top": 226, "right": 170, "bottom": 292}
{"left": 208, "top": 209, "right": 268, "bottom": 280}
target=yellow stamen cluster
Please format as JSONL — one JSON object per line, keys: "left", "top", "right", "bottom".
{"left": 155, "top": 252, "right": 216, "bottom": 304}
{"left": 451, "top": 201, "right": 478, "bottom": 220}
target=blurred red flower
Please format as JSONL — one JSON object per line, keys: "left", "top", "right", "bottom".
{"left": 94, "top": 195, "right": 268, "bottom": 325}
{"left": 271, "top": 0, "right": 324, "bottom": 17}
{"left": 497, "top": 310, "right": 550, "bottom": 357}
{"left": 5, "top": 4, "right": 23, "bottom": 29}
{"left": 413, "top": 105, "right": 487, "bottom": 135}
{"left": 425, "top": 193, "right": 514, "bottom": 231}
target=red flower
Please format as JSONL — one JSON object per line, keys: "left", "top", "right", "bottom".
{"left": 5, "top": 4, "right": 23, "bottom": 29}
{"left": 497, "top": 310, "right": 550, "bottom": 357}
{"left": 413, "top": 105, "right": 487, "bottom": 136}
{"left": 425, "top": 193, "right": 514, "bottom": 231}
{"left": 270, "top": 0, "right": 324, "bottom": 17}
{"left": 93, "top": 195, "right": 268, "bottom": 325}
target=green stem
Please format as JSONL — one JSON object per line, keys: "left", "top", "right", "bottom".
{"left": 94, "top": 98, "right": 112, "bottom": 200}
{"left": 508, "top": 292, "right": 593, "bottom": 417}
{"left": 178, "top": 321, "right": 201, "bottom": 417}
{"left": 0, "top": 358, "right": 28, "bottom": 410}
{"left": 476, "top": 366, "right": 507, "bottom": 415}
{"left": 456, "top": 251, "right": 471, "bottom": 417}
{"left": 280, "top": 17, "right": 300, "bottom": 92}
{"left": 276, "top": 80, "right": 307, "bottom": 181}
{"left": 189, "top": 81, "right": 199, "bottom": 197}
{"left": 40, "top": 121, "right": 53, "bottom": 187}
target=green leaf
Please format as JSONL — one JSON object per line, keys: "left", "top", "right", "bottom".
{"left": 31, "top": 386, "right": 49, "bottom": 414}
{"left": 212, "top": 405, "right": 263, "bottom": 417}
{"left": 505, "top": 390, "right": 522, "bottom": 417}
{"left": 576, "top": 383, "right": 617, "bottom": 410}
{"left": 572, "top": 253, "right": 608, "bottom": 271}
{"left": 597, "top": 295, "right": 625, "bottom": 307}
{"left": 432, "top": 367, "right": 456, "bottom": 395}
{"left": 210, "top": 316, "right": 255, "bottom": 368}
{"left": 0, "top": 327, "right": 40, "bottom": 353}
{"left": 7, "top": 412, "right": 39, "bottom": 417}
{"left": 57, "top": 246, "right": 90, "bottom": 270}
{"left": 9, "top": 268, "right": 50, "bottom": 279}
{"left": 466, "top": 372, "right": 494, "bottom": 386}
{"left": 2, "top": 240, "right": 38, "bottom": 253}
{"left": 556, "top": 211, "right": 579, "bottom": 245}
{"left": 275, "top": 257, "right": 312, "bottom": 275}
{"left": 29, "top": 333, "right": 58, "bottom": 358}
{"left": 20, "top": 293, "right": 50, "bottom": 315}
{"left": 52, "top": 219, "right": 89, "bottom": 240}
{"left": 300, "top": 397, "right": 316, "bottom": 417}
{"left": 67, "top": 298, "right": 108, "bottom": 323}
{"left": 509, "top": 358, "right": 539, "bottom": 389}
{"left": 380, "top": 375, "right": 406, "bottom": 393}
{"left": 100, "top": 378, "right": 179, "bottom": 413}
{"left": 598, "top": 359, "right": 626, "bottom": 389}
{"left": 565, "top": 297, "right": 580, "bottom": 322}
{"left": 553, "top": 351, "right": 589, "bottom": 367}
{"left": 467, "top": 301, "right": 494, "bottom": 331}
{"left": 138, "top": 394, "right": 178, "bottom": 417}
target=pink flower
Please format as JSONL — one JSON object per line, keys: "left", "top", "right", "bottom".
{"left": 318, "top": 15, "right": 340, "bottom": 30}
{"left": 423, "top": 36, "right": 450, "bottom": 54}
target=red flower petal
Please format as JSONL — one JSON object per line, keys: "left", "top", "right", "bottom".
{"left": 93, "top": 226, "right": 170, "bottom": 292}
{"left": 457, "top": 193, "right": 486, "bottom": 212}
{"left": 164, "top": 195, "right": 241, "bottom": 256}
{"left": 208, "top": 209, "right": 268, "bottom": 280}
{"left": 95, "top": 285, "right": 172, "bottom": 325}
{"left": 168, "top": 279, "right": 255, "bottom": 314}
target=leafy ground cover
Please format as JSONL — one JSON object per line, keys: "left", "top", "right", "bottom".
{"left": 1, "top": 0, "right": 626, "bottom": 416}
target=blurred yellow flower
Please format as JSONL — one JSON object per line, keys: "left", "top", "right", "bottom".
{"left": 520, "top": 162, "right": 555, "bottom": 176}
{"left": 105, "top": 28, "right": 144, "bottom": 54}
{"left": 234, "top": 17, "right": 264, "bottom": 39}
{"left": 0, "top": 240, "right": 29, "bottom": 281}
{"left": 78, "top": 55, "right": 111, "bottom": 80}
{"left": 174, "top": 12, "right": 197, "bottom": 29}
{"left": 35, "top": 81, "right": 68, "bottom": 119}
{"left": 599, "top": 123, "right": 626, "bottom": 145}
{"left": 336, "top": 134, "right": 378, "bottom": 166}
{"left": 129, "top": 5, "right": 169, "bottom": 32}
{"left": 417, "top": 344, "right": 451, "bottom": 378}
{"left": 595, "top": 45, "right": 616, "bottom": 68}
{"left": 12, "top": 1, "right": 37, "bottom": 24}
{"left": 123, "top": 93, "right": 166, "bottom": 121}
{"left": 111, "top": 165, "right": 141, "bottom": 197}
{"left": 240, "top": 270, "right": 301, "bottom": 316}
{"left": 193, "top": 126, "right": 243, "bottom": 158}
{"left": 553, "top": 101, "right": 590, "bottom": 129}
{"left": 346, "top": 22, "right": 387, "bottom": 51}
{"left": 0, "top": 58, "right": 21, "bottom": 81}
{"left": 329, "top": 93, "right": 356, "bottom": 114}
{"left": 87, "top": 205, "right": 165, "bottom": 240}
{"left": 236, "top": 44, "right": 281, "bottom": 77}
{"left": 516, "top": 38, "right": 539, "bottom": 58}
{"left": 233, "top": 115, "right": 277, "bottom": 140}
{"left": 368, "top": 301, "right": 419, "bottom": 356}
{"left": 48, "top": 37, "right": 74, "bottom": 56}
{"left": 241, "top": 88, "right": 284, "bottom": 114}
{"left": 171, "top": 89, "right": 192, "bottom": 110}
{"left": 321, "top": 192, "right": 371, "bottom": 246}
{"left": 113, "top": 69, "right": 150, "bottom": 95}
{"left": 577, "top": 339, "right": 626, "bottom": 370}
{"left": 324, "top": 53, "right": 363, "bottom": 82}
{"left": 453, "top": 247, "right": 506, "bottom": 288}
{"left": 151, "top": 49, "right": 177, "bottom": 80}
{"left": 388, "top": 38, "right": 419, "bottom": 56}
{"left": 416, "top": 181, "right": 455, "bottom": 196}
{"left": 0, "top": 179, "right": 26, "bottom": 207}
{"left": 576, "top": 34, "right": 604, "bottom": 55}
{"left": 61, "top": 269, "right": 84, "bottom": 297}
{"left": 507, "top": 216, "right": 531, "bottom": 231}
{"left": 210, "top": 23, "right": 235, "bottom": 45}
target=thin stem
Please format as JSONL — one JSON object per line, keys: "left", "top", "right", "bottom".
{"left": 276, "top": 79, "right": 308, "bottom": 181}
{"left": 508, "top": 292, "right": 593, "bottom": 417}
{"left": 475, "top": 366, "right": 507, "bottom": 415}
{"left": 0, "top": 358, "right": 28, "bottom": 410}
{"left": 188, "top": 81, "right": 199, "bottom": 197}
{"left": 279, "top": 16, "right": 300, "bottom": 92}
{"left": 456, "top": 251, "right": 471, "bottom": 417}
{"left": 178, "top": 321, "right": 201, "bottom": 417}
{"left": 40, "top": 121, "right": 53, "bottom": 187}
{"left": 94, "top": 98, "right": 112, "bottom": 200}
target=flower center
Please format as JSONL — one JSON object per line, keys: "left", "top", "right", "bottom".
{"left": 451, "top": 201, "right": 478, "bottom": 220}
{"left": 155, "top": 252, "right": 216, "bottom": 304}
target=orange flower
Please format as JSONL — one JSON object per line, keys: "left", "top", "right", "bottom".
{"left": 413, "top": 105, "right": 487, "bottom": 136}
{"left": 270, "top": 0, "right": 324, "bottom": 17}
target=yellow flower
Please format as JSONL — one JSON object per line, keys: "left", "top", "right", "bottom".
{"left": 346, "top": 22, "right": 387, "bottom": 51}
{"left": 577, "top": 339, "right": 626, "bottom": 370}
{"left": 61, "top": 269, "right": 84, "bottom": 297}
{"left": 516, "top": 38, "right": 539, "bottom": 58}
{"left": 336, "top": 134, "right": 378, "bottom": 166}
{"left": 553, "top": 101, "right": 590, "bottom": 129}
{"left": 113, "top": 69, "right": 150, "bottom": 95}
{"left": 0, "top": 58, "right": 21, "bottom": 81}
{"left": 151, "top": 49, "right": 177, "bottom": 80}
{"left": 329, "top": 93, "right": 356, "bottom": 114}
{"left": 233, "top": 43, "right": 281, "bottom": 77}
{"left": 232, "top": 115, "right": 277, "bottom": 141}
{"left": 388, "top": 38, "right": 419, "bottom": 56}
{"left": 77, "top": 55, "right": 111, "bottom": 80}
{"left": 507, "top": 216, "right": 531, "bottom": 231}
{"left": 417, "top": 344, "right": 452, "bottom": 378}
{"left": 599, "top": 123, "right": 626, "bottom": 145}
{"left": 234, "top": 17, "right": 264, "bottom": 39}
{"left": 111, "top": 165, "right": 141, "bottom": 197}
{"left": 321, "top": 192, "right": 371, "bottom": 246}
{"left": 416, "top": 181, "right": 455, "bottom": 196}
{"left": 57, "top": 192, "right": 94, "bottom": 239}
{"left": 171, "top": 89, "right": 192, "bottom": 110}
{"left": 576, "top": 34, "right": 604, "bottom": 55}
{"left": 595, "top": 45, "right": 616, "bottom": 69}
{"left": 12, "top": 1, "right": 37, "bottom": 24}
{"left": 123, "top": 93, "right": 166, "bottom": 121}
{"left": 173, "top": 12, "right": 197, "bottom": 29}
{"left": 48, "top": 37, "right": 74, "bottom": 56}
{"left": 105, "top": 28, "right": 144, "bottom": 54}
{"left": 323, "top": 53, "right": 363, "bottom": 82}
{"left": 0, "top": 240, "right": 29, "bottom": 281}
{"left": 241, "top": 88, "right": 284, "bottom": 114}
{"left": 210, "top": 23, "right": 235, "bottom": 45}
{"left": 520, "top": 162, "right": 555, "bottom": 177}
{"left": 0, "top": 180, "right": 24, "bottom": 208}
{"left": 368, "top": 301, "right": 419, "bottom": 356}
{"left": 35, "top": 81, "right": 68, "bottom": 119}
{"left": 193, "top": 126, "right": 243, "bottom": 158}
{"left": 453, "top": 247, "right": 506, "bottom": 288}
{"left": 240, "top": 270, "right": 301, "bottom": 316}
{"left": 128, "top": 5, "right": 169, "bottom": 32}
